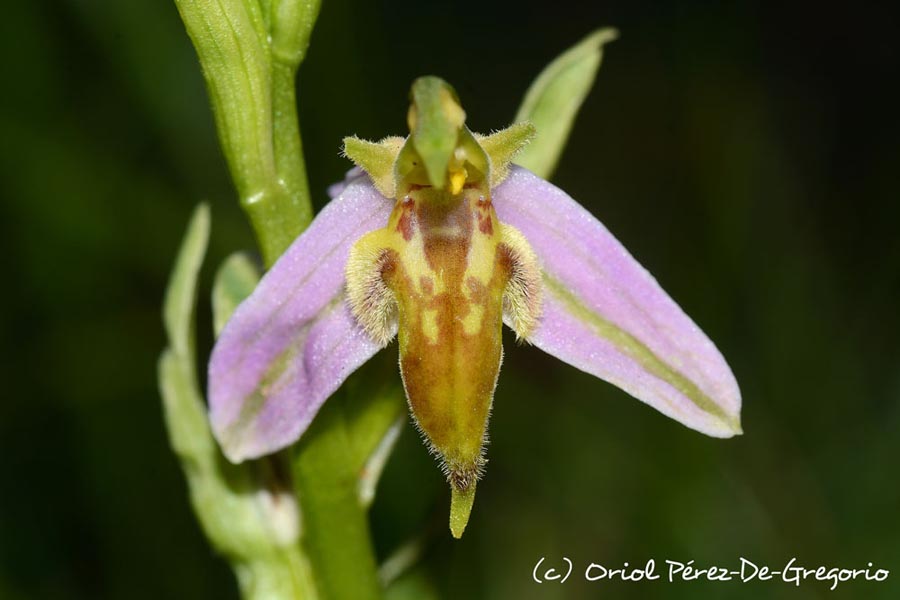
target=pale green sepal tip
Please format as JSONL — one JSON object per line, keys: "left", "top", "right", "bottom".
{"left": 514, "top": 27, "right": 618, "bottom": 179}
{"left": 478, "top": 121, "right": 537, "bottom": 186}
{"left": 409, "top": 76, "right": 466, "bottom": 188}
{"left": 449, "top": 483, "right": 476, "bottom": 539}
{"left": 342, "top": 136, "right": 403, "bottom": 197}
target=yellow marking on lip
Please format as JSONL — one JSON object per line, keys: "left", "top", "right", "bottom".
{"left": 422, "top": 308, "right": 440, "bottom": 344}
{"left": 433, "top": 268, "right": 446, "bottom": 293}
{"left": 461, "top": 304, "right": 485, "bottom": 336}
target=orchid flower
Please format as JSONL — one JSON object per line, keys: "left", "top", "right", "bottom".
{"left": 208, "top": 76, "right": 741, "bottom": 538}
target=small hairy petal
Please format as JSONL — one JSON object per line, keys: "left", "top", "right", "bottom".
{"left": 493, "top": 166, "right": 742, "bottom": 437}
{"left": 208, "top": 178, "right": 395, "bottom": 462}
{"left": 475, "top": 122, "right": 536, "bottom": 187}
{"left": 498, "top": 223, "right": 543, "bottom": 340}
{"left": 342, "top": 136, "right": 405, "bottom": 198}
{"left": 346, "top": 233, "right": 398, "bottom": 346}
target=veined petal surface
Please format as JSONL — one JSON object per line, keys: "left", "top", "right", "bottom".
{"left": 493, "top": 166, "right": 741, "bottom": 437}
{"left": 209, "top": 178, "right": 395, "bottom": 462}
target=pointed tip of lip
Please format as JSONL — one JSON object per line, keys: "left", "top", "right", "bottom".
{"left": 449, "top": 483, "right": 476, "bottom": 539}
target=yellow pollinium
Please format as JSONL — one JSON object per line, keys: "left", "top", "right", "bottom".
{"left": 448, "top": 167, "right": 467, "bottom": 196}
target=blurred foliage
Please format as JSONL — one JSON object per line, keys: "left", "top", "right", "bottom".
{"left": 1, "top": 1, "right": 899, "bottom": 599}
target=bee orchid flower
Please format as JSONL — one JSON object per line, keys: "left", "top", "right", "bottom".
{"left": 208, "top": 77, "right": 741, "bottom": 537}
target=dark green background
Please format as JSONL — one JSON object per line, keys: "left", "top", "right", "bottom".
{"left": 1, "top": 1, "right": 898, "bottom": 598}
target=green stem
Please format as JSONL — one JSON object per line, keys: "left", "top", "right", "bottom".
{"left": 272, "top": 59, "right": 313, "bottom": 233}
{"left": 240, "top": 182, "right": 303, "bottom": 268}
{"left": 243, "top": 59, "right": 313, "bottom": 267}
{"left": 293, "top": 399, "right": 384, "bottom": 600}
{"left": 232, "top": 57, "right": 313, "bottom": 266}
{"left": 255, "top": 0, "right": 321, "bottom": 264}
